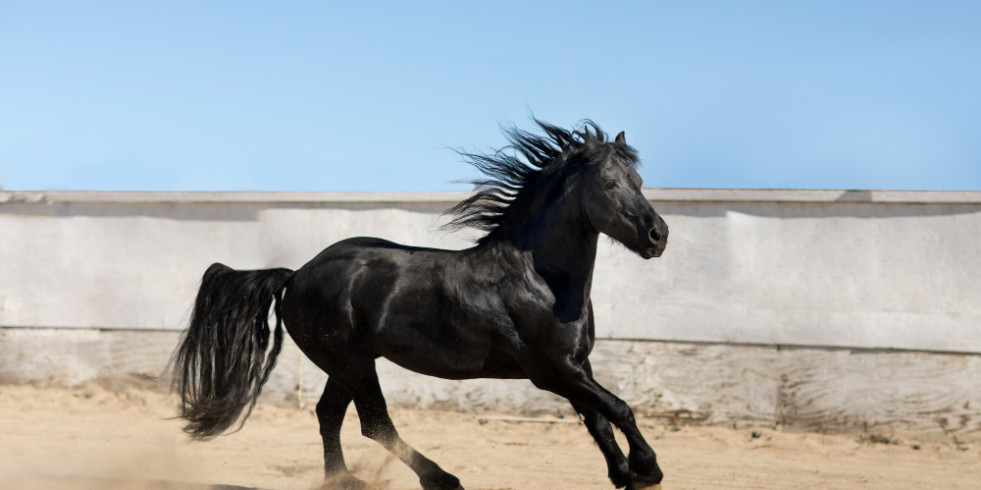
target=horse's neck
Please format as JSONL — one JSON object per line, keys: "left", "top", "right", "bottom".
{"left": 508, "top": 193, "right": 600, "bottom": 297}
{"left": 532, "top": 222, "right": 597, "bottom": 287}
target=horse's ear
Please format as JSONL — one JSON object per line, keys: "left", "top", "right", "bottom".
{"left": 615, "top": 131, "right": 626, "bottom": 144}
{"left": 583, "top": 126, "right": 594, "bottom": 144}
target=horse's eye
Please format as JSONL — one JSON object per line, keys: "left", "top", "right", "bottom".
{"left": 605, "top": 181, "right": 619, "bottom": 190}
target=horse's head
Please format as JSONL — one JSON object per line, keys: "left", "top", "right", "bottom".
{"left": 581, "top": 130, "right": 668, "bottom": 259}
{"left": 445, "top": 120, "right": 668, "bottom": 260}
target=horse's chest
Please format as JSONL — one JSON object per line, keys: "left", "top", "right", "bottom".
{"left": 510, "top": 305, "right": 593, "bottom": 358}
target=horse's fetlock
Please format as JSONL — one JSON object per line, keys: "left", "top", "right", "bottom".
{"left": 629, "top": 447, "right": 655, "bottom": 466}
{"left": 628, "top": 450, "right": 662, "bottom": 483}
{"left": 609, "top": 461, "right": 632, "bottom": 488}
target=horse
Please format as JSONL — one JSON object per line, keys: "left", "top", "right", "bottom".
{"left": 171, "top": 120, "right": 669, "bottom": 490}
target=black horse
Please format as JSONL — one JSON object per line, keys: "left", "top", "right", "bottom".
{"left": 172, "top": 120, "right": 668, "bottom": 490}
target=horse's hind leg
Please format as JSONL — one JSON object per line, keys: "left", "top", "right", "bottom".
{"left": 317, "top": 378, "right": 367, "bottom": 489}
{"left": 347, "top": 365, "right": 463, "bottom": 490}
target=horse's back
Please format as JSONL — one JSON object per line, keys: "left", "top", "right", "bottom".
{"left": 281, "top": 236, "right": 524, "bottom": 379}
{"left": 284, "top": 236, "right": 423, "bottom": 315}
{"left": 282, "top": 236, "right": 460, "bottom": 336}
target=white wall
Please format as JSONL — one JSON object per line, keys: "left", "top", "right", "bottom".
{"left": 2, "top": 189, "right": 979, "bottom": 352}
{"left": 2, "top": 189, "right": 980, "bottom": 440}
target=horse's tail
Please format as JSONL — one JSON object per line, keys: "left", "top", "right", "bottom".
{"left": 171, "top": 263, "right": 295, "bottom": 440}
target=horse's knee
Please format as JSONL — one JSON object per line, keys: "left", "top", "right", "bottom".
{"left": 609, "top": 398, "right": 636, "bottom": 421}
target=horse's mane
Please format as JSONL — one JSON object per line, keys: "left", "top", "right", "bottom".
{"left": 444, "top": 119, "right": 639, "bottom": 243}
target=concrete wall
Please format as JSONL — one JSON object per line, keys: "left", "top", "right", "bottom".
{"left": 2, "top": 189, "right": 980, "bottom": 440}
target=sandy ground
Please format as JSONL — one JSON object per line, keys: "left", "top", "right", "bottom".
{"left": 0, "top": 384, "right": 978, "bottom": 490}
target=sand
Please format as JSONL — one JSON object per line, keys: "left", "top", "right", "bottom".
{"left": 0, "top": 383, "right": 978, "bottom": 490}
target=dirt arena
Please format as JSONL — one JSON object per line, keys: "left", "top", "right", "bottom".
{"left": 1, "top": 383, "right": 978, "bottom": 490}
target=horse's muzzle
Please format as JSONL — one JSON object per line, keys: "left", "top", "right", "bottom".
{"left": 642, "top": 221, "right": 668, "bottom": 259}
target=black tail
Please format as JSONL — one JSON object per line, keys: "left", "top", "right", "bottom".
{"left": 171, "top": 263, "right": 294, "bottom": 440}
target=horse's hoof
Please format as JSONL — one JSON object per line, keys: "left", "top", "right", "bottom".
{"left": 631, "top": 468, "right": 663, "bottom": 486}
{"left": 420, "top": 473, "right": 463, "bottom": 490}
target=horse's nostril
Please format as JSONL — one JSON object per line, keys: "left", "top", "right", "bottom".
{"left": 649, "top": 227, "right": 661, "bottom": 243}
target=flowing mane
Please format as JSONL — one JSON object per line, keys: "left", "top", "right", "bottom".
{"left": 445, "top": 120, "right": 640, "bottom": 243}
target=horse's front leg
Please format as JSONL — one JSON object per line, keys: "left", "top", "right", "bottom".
{"left": 570, "top": 360, "right": 633, "bottom": 488}
{"left": 528, "top": 358, "right": 662, "bottom": 488}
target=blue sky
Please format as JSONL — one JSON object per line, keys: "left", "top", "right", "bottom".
{"left": 1, "top": 1, "right": 979, "bottom": 191}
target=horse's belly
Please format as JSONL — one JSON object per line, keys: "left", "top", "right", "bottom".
{"left": 381, "top": 355, "right": 499, "bottom": 380}
{"left": 374, "top": 333, "right": 524, "bottom": 380}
